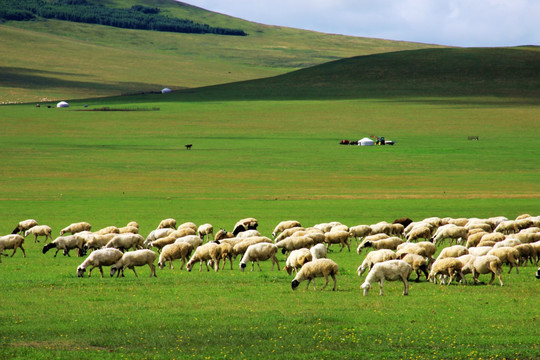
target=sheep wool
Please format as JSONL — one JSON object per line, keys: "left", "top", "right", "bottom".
{"left": 0, "top": 234, "right": 26, "bottom": 260}
{"left": 77, "top": 248, "right": 123, "bottom": 278}
{"left": 240, "top": 243, "right": 280, "bottom": 272}
{"left": 111, "top": 249, "right": 157, "bottom": 278}
{"left": 291, "top": 258, "right": 339, "bottom": 291}
{"left": 360, "top": 260, "right": 412, "bottom": 296}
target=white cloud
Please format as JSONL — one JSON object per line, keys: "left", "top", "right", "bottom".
{"left": 181, "top": 0, "right": 540, "bottom": 46}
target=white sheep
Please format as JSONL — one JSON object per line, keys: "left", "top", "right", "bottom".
{"left": 60, "top": 222, "right": 92, "bottom": 236}
{"left": 406, "top": 225, "right": 432, "bottom": 242}
{"left": 232, "top": 236, "right": 273, "bottom": 258}
{"left": 110, "top": 249, "right": 157, "bottom": 277}
{"left": 215, "top": 229, "right": 234, "bottom": 241}
{"left": 216, "top": 241, "right": 234, "bottom": 270}
{"left": 174, "top": 235, "right": 204, "bottom": 249}
{"left": 119, "top": 225, "right": 139, "bottom": 234}
{"left": 158, "top": 242, "right": 194, "bottom": 270}
{"left": 272, "top": 220, "right": 302, "bottom": 238}
{"left": 356, "top": 249, "right": 397, "bottom": 277}
{"left": 514, "top": 244, "right": 537, "bottom": 265}
{"left": 487, "top": 246, "right": 520, "bottom": 274}
{"left": 428, "top": 258, "right": 465, "bottom": 285}
{"left": 127, "top": 221, "right": 139, "bottom": 229}
{"left": 324, "top": 230, "right": 351, "bottom": 252}
{"left": 94, "top": 226, "right": 120, "bottom": 235}
{"left": 0, "top": 234, "right": 26, "bottom": 260}
{"left": 467, "top": 246, "right": 493, "bottom": 257}
{"left": 360, "top": 260, "right": 412, "bottom": 296}
{"left": 178, "top": 222, "right": 198, "bottom": 232}
{"left": 144, "top": 228, "right": 175, "bottom": 247}
{"left": 76, "top": 248, "right": 123, "bottom": 278}
{"left": 349, "top": 225, "right": 372, "bottom": 244}
{"left": 43, "top": 235, "right": 86, "bottom": 257}
{"left": 275, "top": 236, "right": 314, "bottom": 254}
{"left": 284, "top": 248, "right": 312, "bottom": 275}
{"left": 106, "top": 234, "right": 144, "bottom": 252}
{"left": 400, "top": 253, "right": 429, "bottom": 282}
{"left": 84, "top": 233, "right": 116, "bottom": 251}
{"left": 235, "top": 230, "right": 261, "bottom": 238}
{"left": 492, "top": 238, "right": 521, "bottom": 249}
{"left": 157, "top": 218, "right": 177, "bottom": 229}
{"left": 240, "top": 243, "right": 280, "bottom": 272}
{"left": 436, "top": 245, "right": 469, "bottom": 261}
{"left": 291, "top": 258, "right": 339, "bottom": 291}
{"left": 513, "top": 232, "right": 540, "bottom": 244}
{"left": 356, "top": 236, "right": 403, "bottom": 254}
{"left": 186, "top": 242, "right": 221, "bottom": 272}
{"left": 465, "top": 231, "right": 488, "bottom": 248}
{"left": 462, "top": 254, "right": 504, "bottom": 286}
{"left": 24, "top": 225, "right": 53, "bottom": 243}
{"left": 11, "top": 219, "right": 38, "bottom": 235}
{"left": 431, "top": 225, "right": 468, "bottom": 246}
{"left": 232, "top": 217, "right": 258, "bottom": 236}
{"left": 395, "top": 242, "right": 436, "bottom": 266}
{"left": 274, "top": 227, "right": 305, "bottom": 242}
{"left": 494, "top": 220, "right": 519, "bottom": 235}
{"left": 370, "top": 221, "right": 392, "bottom": 235}
{"left": 310, "top": 243, "right": 328, "bottom": 260}
{"left": 197, "top": 223, "right": 214, "bottom": 241}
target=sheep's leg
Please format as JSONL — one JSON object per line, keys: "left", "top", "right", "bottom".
{"left": 54, "top": 248, "right": 60, "bottom": 257}
{"left": 150, "top": 264, "right": 157, "bottom": 277}
{"left": 34, "top": 234, "right": 39, "bottom": 243}
{"left": 10, "top": 247, "right": 18, "bottom": 257}
{"left": 346, "top": 239, "right": 351, "bottom": 252}
{"left": 321, "top": 274, "right": 329, "bottom": 290}
{"left": 331, "top": 274, "right": 337, "bottom": 291}
{"left": 131, "top": 267, "right": 138, "bottom": 278}
{"left": 378, "top": 279, "right": 384, "bottom": 296}
{"left": 401, "top": 275, "right": 409, "bottom": 295}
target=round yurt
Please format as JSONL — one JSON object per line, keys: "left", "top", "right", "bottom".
{"left": 358, "top": 137, "right": 375, "bottom": 146}
{"left": 161, "top": 88, "right": 172, "bottom": 94}
{"left": 56, "top": 101, "right": 69, "bottom": 108}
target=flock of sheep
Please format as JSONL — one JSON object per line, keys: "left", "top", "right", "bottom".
{"left": 2, "top": 214, "right": 540, "bottom": 295}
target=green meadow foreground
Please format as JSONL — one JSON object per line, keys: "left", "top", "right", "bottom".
{"left": 1, "top": 95, "right": 539, "bottom": 359}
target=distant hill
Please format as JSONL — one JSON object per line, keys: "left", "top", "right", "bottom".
{"left": 167, "top": 46, "right": 540, "bottom": 101}
{"left": 0, "top": 0, "right": 440, "bottom": 103}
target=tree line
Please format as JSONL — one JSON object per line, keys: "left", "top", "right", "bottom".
{"left": 0, "top": 0, "right": 247, "bottom": 36}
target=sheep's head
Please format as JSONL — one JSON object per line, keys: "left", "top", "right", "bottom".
{"left": 291, "top": 279, "right": 300, "bottom": 290}
{"left": 158, "top": 261, "right": 165, "bottom": 270}
{"left": 364, "top": 241, "right": 373, "bottom": 248}
{"left": 77, "top": 266, "right": 86, "bottom": 277}
{"left": 110, "top": 266, "right": 118, "bottom": 277}
{"left": 285, "top": 266, "right": 293, "bottom": 276}
{"left": 360, "top": 282, "right": 371, "bottom": 296}
{"left": 240, "top": 262, "right": 247, "bottom": 272}
{"left": 536, "top": 268, "right": 540, "bottom": 279}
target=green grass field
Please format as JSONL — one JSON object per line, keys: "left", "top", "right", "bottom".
{"left": 1, "top": 1, "right": 540, "bottom": 358}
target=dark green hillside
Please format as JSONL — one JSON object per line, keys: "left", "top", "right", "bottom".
{"left": 170, "top": 46, "right": 540, "bottom": 101}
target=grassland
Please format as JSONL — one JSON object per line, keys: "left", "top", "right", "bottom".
{"left": 1, "top": 1, "right": 539, "bottom": 359}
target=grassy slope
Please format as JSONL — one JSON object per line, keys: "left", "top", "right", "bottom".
{"left": 0, "top": 0, "right": 438, "bottom": 103}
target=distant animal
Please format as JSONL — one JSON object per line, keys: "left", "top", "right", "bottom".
{"left": 185, "top": 144, "right": 192, "bottom": 150}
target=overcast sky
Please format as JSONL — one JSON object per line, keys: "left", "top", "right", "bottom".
{"left": 181, "top": 0, "right": 540, "bottom": 47}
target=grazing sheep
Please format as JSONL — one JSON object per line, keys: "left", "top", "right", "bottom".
{"left": 197, "top": 223, "right": 214, "bottom": 241}
{"left": 84, "top": 233, "right": 116, "bottom": 251}
{"left": 291, "top": 258, "right": 339, "bottom": 291}
{"left": 215, "top": 229, "right": 234, "bottom": 241}
{"left": 370, "top": 222, "right": 392, "bottom": 235}
{"left": 393, "top": 217, "right": 413, "bottom": 229}
{"left": 76, "top": 248, "right": 123, "bottom": 278}
{"left": 240, "top": 243, "right": 280, "bottom": 272}
{"left": 127, "top": 221, "right": 139, "bottom": 229}
{"left": 465, "top": 231, "right": 488, "bottom": 248}
{"left": 272, "top": 220, "right": 302, "bottom": 238}
{"left": 276, "top": 236, "right": 314, "bottom": 254}
{"left": 493, "top": 238, "right": 522, "bottom": 249}
{"left": 536, "top": 267, "right": 540, "bottom": 279}
{"left": 356, "top": 249, "right": 397, "bottom": 277}
{"left": 60, "top": 222, "right": 92, "bottom": 236}
{"left": 174, "top": 235, "right": 204, "bottom": 250}
{"left": 105, "top": 234, "right": 144, "bottom": 252}
{"left": 144, "top": 228, "right": 175, "bottom": 247}
{"left": 94, "top": 226, "right": 120, "bottom": 235}
{"left": 431, "top": 226, "right": 468, "bottom": 246}
{"left": 43, "top": 235, "right": 85, "bottom": 257}
{"left": 436, "top": 245, "right": 469, "bottom": 261}
{"left": 400, "top": 253, "right": 429, "bottom": 282}
{"left": 178, "top": 222, "right": 198, "bottom": 232}
{"left": 467, "top": 246, "right": 493, "bottom": 257}
{"left": 513, "top": 232, "right": 540, "bottom": 244}
{"left": 396, "top": 242, "right": 437, "bottom": 266}
{"left": 357, "top": 237, "right": 403, "bottom": 254}
{"left": 232, "top": 217, "right": 258, "bottom": 236}
{"left": 110, "top": 249, "right": 157, "bottom": 278}
{"left": 119, "top": 226, "right": 139, "bottom": 234}
{"left": 186, "top": 243, "right": 221, "bottom": 272}
{"left": 495, "top": 220, "right": 519, "bottom": 235}
{"left": 428, "top": 258, "right": 465, "bottom": 285}
{"left": 0, "top": 234, "right": 26, "bottom": 260}
{"left": 236, "top": 229, "right": 261, "bottom": 238}
{"left": 158, "top": 242, "right": 193, "bottom": 270}
{"left": 514, "top": 244, "right": 536, "bottom": 266}
{"left": 150, "top": 236, "right": 178, "bottom": 252}
{"left": 24, "top": 225, "right": 53, "bottom": 243}
{"left": 157, "top": 218, "right": 177, "bottom": 230}
{"left": 360, "top": 260, "right": 412, "bottom": 296}
{"left": 284, "top": 248, "right": 312, "bottom": 275}
{"left": 232, "top": 237, "right": 273, "bottom": 258}
{"left": 324, "top": 230, "right": 351, "bottom": 252}
{"left": 216, "top": 241, "right": 234, "bottom": 270}
{"left": 406, "top": 225, "right": 432, "bottom": 243}
{"left": 274, "top": 227, "right": 305, "bottom": 242}
{"left": 349, "top": 225, "right": 372, "bottom": 244}
{"left": 463, "top": 255, "right": 504, "bottom": 286}
{"left": 11, "top": 219, "right": 38, "bottom": 235}
{"left": 465, "top": 221, "right": 493, "bottom": 233}
{"left": 310, "top": 243, "right": 328, "bottom": 260}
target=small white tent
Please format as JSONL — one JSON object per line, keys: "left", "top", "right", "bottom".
{"left": 56, "top": 101, "right": 69, "bottom": 108}
{"left": 161, "top": 88, "right": 172, "bottom": 94}
{"left": 358, "top": 137, "right": 374, "bottom": 146}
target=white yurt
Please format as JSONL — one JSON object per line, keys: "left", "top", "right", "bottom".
{"left": 358, "top": 137, "right": 375, "bottom": 146}
{"left": 161, "top": 88, "right": 172, "bottom": 94}
{"left": 56, "top": 101, "right": 69, "bottom": 108}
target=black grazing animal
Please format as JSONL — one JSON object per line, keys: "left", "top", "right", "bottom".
{"left": 393, "top": 217, "right": 413, "bottom": 229}
{"left": 185, "top": 144, "right": 192, "bottom": 150}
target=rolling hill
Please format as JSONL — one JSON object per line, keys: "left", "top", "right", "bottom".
{"left": 0, "top": 0, "right": 440, "bottom": 103}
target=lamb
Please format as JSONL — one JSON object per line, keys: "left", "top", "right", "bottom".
{"left": 0, "top": 234, "right": 26, "bottom": 260}
{"left": 274, "top": 227, "right": 305, "bottom": 242}
{"left": 356, "top": 237, "right": 403, "bottom": 254}
{"left": 360, "top": 260, "right": 412, "bottom": 296}
{"left": 158, "top": 242, "right": 194, "bottom": 270}
{"left": 94, "top": 226, "right": 120, "bottom": 235}
{"left": 284, "top": 248, "right": 312, "bottom": 275}
{"left": 144, "top": 228, "right": 174, "bottom": 247}
{"left": 83, "top": 233, "right": 116, "bottom": 251}
{"left": 324, "top": 230, "right": 351, "bottom": 252}
{"left": 275, "top": 236, "right": 314, "bottom": 254}
{"left": 157, "top": 218, "right": 177, "bottom": 230}
{"left": 76, "top": 248, "right": 123, "bottom": 278}
{"left": 349, "top": 225, "right": 372, "bottom": 244}
{"left": 105, "top": 234, "right": 144, "bottom": 252}
{"left": 431, "top": 226, "right": 468, "bottom": 246}
{"left": 60, "top": 222, "right": 92, "bottom": 236}
{"left": 11, "top": 219, "right": 38, "bottom": 235}
{"left": 436, "top": 245, "right": 469, "bottom": 261}
{"left": 110, "top": 249, "right": 157, "bottom": 278}
{"left": 24, "top": 225, "right": 53, "bottom": 243}
{"left": 428, "top": 258, "right": 465, "bottom": 285}
{"left": 272, "top": 220, "right": 302, "bottom": 238}
{"left": 400, "top": 253, "right": 429, "bottom": 282}
{"left": 356, "top": 249, "right": 397, "bottom": 277}
{"left": 462, "top": 255, "right": 504, "bottom": 286}
{"left": 197, "top": 223, "right": 214, "bottom": 241}
{"left": 310, "top": 243, "right": 328, "bottom": 260}
{"left": 291, "top": 258, "right": 339, "bottom": 291}
{"left": 494, "top": 220, "right": 519, "bottom": 235}
{"left": 186, "top": 242, "right": 221, "bottom": 272}
{"left": 240, "top": 243, "right": 280, "bottom": 272}
{"left": 406, "top": 225, "right": 432, "bottom": 242}
{"left": 42, "top": 235, "right": 86, "bottom": 257}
